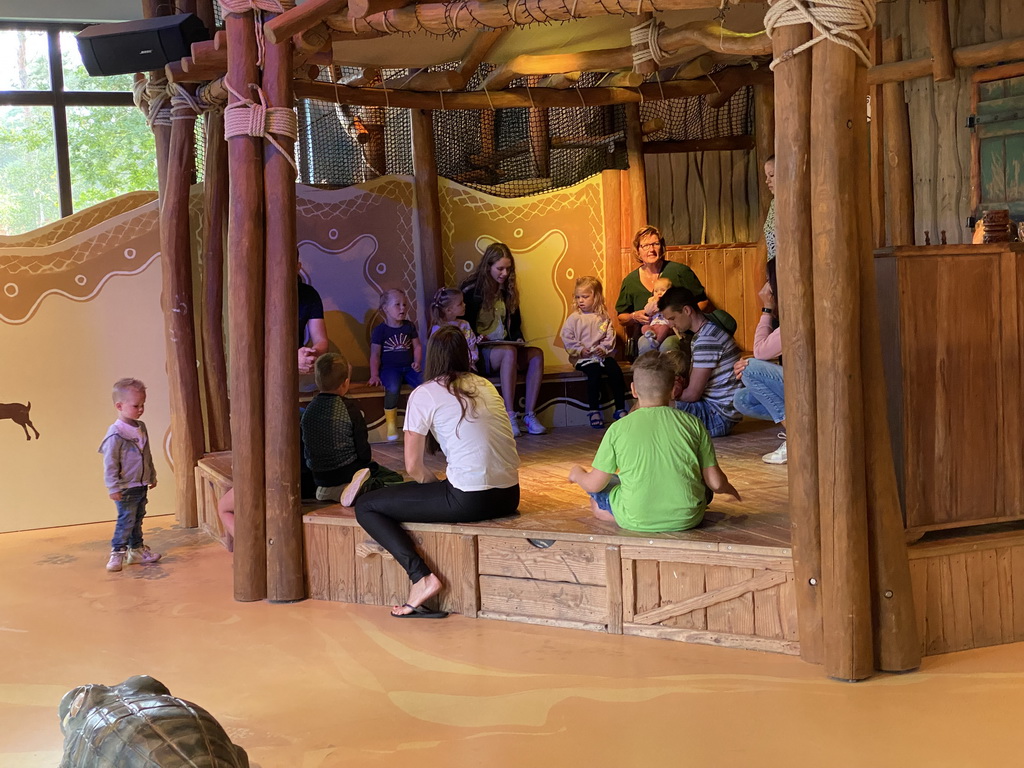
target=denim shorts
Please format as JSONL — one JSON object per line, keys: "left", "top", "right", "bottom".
{"left": 587, "top": 475, "right": 621, "bottom": 515}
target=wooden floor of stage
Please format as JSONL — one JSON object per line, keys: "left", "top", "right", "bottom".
{"left": 356, "top": 420, "right": 792, "bottom": 551}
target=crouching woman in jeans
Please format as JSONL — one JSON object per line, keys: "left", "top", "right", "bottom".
{"left": 355, "top": 325, "right": 521, "bottom": 618}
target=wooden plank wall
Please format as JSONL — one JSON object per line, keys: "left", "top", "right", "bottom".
{"left": 878, "top": 0, "right": 1024, "bottom": 245}
{"left": 644, "top": 150, "right": 762, "bottom": 245}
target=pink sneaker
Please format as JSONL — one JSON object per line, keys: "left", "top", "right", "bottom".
{"left": 105, "top": 551, "right": 125, "bottom": 572}
{"left": 125, "top": 545, "right": 162, "bottom": 565}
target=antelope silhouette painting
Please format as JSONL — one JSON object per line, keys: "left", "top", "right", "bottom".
{"left": 1, "top": 401, "right": 40, "bottom": 441}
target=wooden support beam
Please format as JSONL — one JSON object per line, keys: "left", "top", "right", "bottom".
{"left": 327, "top": 0, "right": 766, "bottom": 37}
{"left": 263, "top": 10, "right": 304, "bottom": 604}
{"left": 294, "top": 22, "right": 333, "bottom": 55}
{"left": 190, "top": 39, "right": 226, "bottom": 69}
{"left": 200, "top": 107, "right": 231, "bottom": 453}
{"left": 882, "top": 37, "right": 915, "bottom": 246}
{"left": 868, "top": 28, "right": 886, "bottom": 249}
{"left": 923, "top": 0, "right": 956, "bottom": 82}
{"left": 265, "top": 0, "right": 346, "bottom": 45}
{"left": 754, "top": 83, "right": 775, "bottom": 223}
{"left": 159, "top": 84, "right": 206, "bottom": 530}
{"left": 526, "top": 75, "right": 550, "bottom": 178}
{"left": 477, "top": 21, "right": 768, "bottom": 90}
{"left": 632, "top": 13, "right": 660, "bottom": 77}
{"left": 195, "top": 0, "right": 217, "bottom": 35}
{"left": 643, "top": 135, "right": 754, "bottom": 154}
{"left": 225, "top": 3, "right": 267, "bottom": 603}
{"left": 388, "top": 29, "right": 506, "bottom": 91}
{"left": 624, "top": 102, "right": 647, "bottom": 232}
{"left": 810, "top": 29, "right": 874, "bottom": 683}
{"left": 867, "top": 35, "right": 1024, "bottom": 84}
{"left": 537, "top": 72, "right": 581, "bottom": 88}
{"left": 349, "top": 0, "right": 416, "bottom": 18}
{"left": 852, "top": 61, "right": 921, "bottom": 675}
{"left": 411, "top": 109, "right": 444, "bottom": 337}
{"left": 773, "top": 22, "right": 823, "bottom": 667}
{"left": 167, "top": 58, "right": 225, "bottom": 83}
{"left": 295, "top": 66, "right": 771, "bottom": 109}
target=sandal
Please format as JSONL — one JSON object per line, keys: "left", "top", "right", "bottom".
{"left": 588, "top": 410, "right": 605, "bottom": 429}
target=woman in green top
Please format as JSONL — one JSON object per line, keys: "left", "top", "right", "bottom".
{"left": 616, "top": 226, "right": 707, "bottom": 355}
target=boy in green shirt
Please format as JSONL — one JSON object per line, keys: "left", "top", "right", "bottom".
{"left": 568, "top": 351, "right": 740, "bottom": 532}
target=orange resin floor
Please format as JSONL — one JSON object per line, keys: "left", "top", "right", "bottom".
{"left": 2, "top": 518, "right": 1024, "bottom": 767}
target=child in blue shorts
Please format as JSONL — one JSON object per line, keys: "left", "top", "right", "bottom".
{"left": 568, "top": 351, "right": 740, "bottom": 532}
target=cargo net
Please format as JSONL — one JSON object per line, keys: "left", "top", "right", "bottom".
{"left": 639, "top": 83, "right": 753, "bottom": 142}
{"left": 293, "top": 65, "right": 628, "bottom": 196}
{"left": 282, "top": 65, "right": 750, "bottom": 194}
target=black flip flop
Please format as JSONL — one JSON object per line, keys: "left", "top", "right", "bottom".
{"left": 392, "top": 603, "right": 449, "bottom": 619}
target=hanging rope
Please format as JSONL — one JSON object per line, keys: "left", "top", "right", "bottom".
{"left": 218, "top": 0, "right": 296, "bottom": 66}
{"left": 630, "top": 17, "right": 666, "bottom": 67}
{"left": 224, "top": 80, "right": 299, "bottom": 174}
{"left": 764, "top": 0, "right": 875, "bottom": 70}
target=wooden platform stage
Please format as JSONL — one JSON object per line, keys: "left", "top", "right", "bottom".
{"left": 301, "top": 422, "right": 801, "bottom": 655}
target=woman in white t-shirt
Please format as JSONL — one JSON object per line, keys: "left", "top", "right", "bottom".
{"left": 355, "top": 325, "right": 521, "bottom": 618}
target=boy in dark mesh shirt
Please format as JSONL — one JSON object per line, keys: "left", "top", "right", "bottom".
{"left": 301, "top": 354, "right": 402, "bottom": 506}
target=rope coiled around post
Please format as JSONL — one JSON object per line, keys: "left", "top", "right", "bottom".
{"left": 764, "top": 0, "right": 875, "bottom": 70}
{"left": 224, "top": 80, "right": 298, "bottom": 175}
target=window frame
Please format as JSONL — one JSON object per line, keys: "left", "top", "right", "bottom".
{"left": 0, "top": 22, "right": 136, "bottom": 218}
{"left": 969, "top": 61, "right": 1024, "bottom": 219}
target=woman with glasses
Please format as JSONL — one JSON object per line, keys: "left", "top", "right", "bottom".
{"left": 615, "top": 226, "right": 716, "bottom": 355}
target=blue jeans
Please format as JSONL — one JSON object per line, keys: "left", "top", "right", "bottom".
{"left": 733, "top": 359, "right": 785, "bottom": 423}
{"left": 674, "top": 399, "right": 737, "bottom": 437}
{"left": 380, "top": 366, "right": 422, "bottom": 409}
{"left": 111, "top": 485, "right": 148, "bottom": 551}
{"left": 588, "top": 475, "right": 622, "bottom": 515}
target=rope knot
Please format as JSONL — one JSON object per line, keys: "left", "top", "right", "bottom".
{"left": 630, "top": 17, "right": 667, "bottom": 67}
{"left": 764, "top": 0, "right": 876, "bottom": 70}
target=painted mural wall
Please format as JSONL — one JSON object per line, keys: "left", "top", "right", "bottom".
{"left": 0, "top": 194, "right": 173, "bottom": 533}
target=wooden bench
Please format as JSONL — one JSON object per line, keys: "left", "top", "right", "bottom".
{"left": 195, "top": 451, "right": 232, "bottom": 543}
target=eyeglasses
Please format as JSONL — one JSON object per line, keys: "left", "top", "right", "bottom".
{"left": 638, "top": 241, "right": 660, "bottom": 251}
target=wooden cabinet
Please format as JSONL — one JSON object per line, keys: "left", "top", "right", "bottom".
{"left": 877, "top": 244, "right": 1024, "bottom": 536}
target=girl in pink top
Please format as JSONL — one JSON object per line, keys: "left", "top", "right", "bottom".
{"left": 733, "top": 281, "right": 786, "bottom": 464}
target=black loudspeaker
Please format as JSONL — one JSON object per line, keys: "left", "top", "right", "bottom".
{"left": 76, "top": 14, "right": 210, "bottom": 77}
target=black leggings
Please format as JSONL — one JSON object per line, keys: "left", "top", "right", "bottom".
{"left": 577, "top": 359, "right": 627, "bottom": 411}
{"left": 354, "top": 480, "right": 520, "bottom": 583}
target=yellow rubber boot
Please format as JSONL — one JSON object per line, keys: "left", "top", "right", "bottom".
{"left": 385, "top": 409, "right": 399, "bottom": 441}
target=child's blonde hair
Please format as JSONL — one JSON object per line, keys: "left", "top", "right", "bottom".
{"left": 112, "top": 378, "right": 146, "bottom": 405}
{"left": 378, "top": 288, "right": 408, "bottom": 312}
{"left": 573, "top": 276, "right": 608, "bottom": 317}
{"left": 314, "top": 353, "right": 350, "bottom": 392}
{"left": 653, "top": 277, "right": 673, "bottom": 293}
{"left": 631, "top": 352, "right": 674, "bottom": 400}
{"left": 662, "top": 349, "right": 690, "bottom": 379}
{"left": 430, "top": 287, "right": 463, "bottom": 327}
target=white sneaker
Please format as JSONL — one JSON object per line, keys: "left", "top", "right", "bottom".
{"left": 508, "top": 412, "right": 522, "bottom": 438}
{"left": 341, "top": 467, "right": 372, "bottom": 507}
{"left": 523, "top": 412, "right": 547, "bottom": 435}
{"left": 316, "top": 484, "right": 345, "bottom": 503}
{"left": 762, "top": 435, "right": 788, "bottom": 465}
{"left": 106, "top": 550, "right": 125, "bottom": 572}
{"left": 125, "top": 545, "right": 161, "bottom": 565}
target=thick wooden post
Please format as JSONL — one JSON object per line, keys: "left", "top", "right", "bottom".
{"left": 882, "top": 37, "right": 915, "bottom": 246}
{"left": 853, "top": 65, "right": 921, "bottom": 674}
{"left": 526, "top": 75, "right": 551, "bottom": 178}
{"left": 923, "top": 0, "right": 955, "bottom": 83}
{"left": 263, "top": 14, "right": 304, "bottom": 603}
{"left": 624, "top": 102, "right": 648, "bottom": 229}
{"left": 411, "top": 108, "right": 443, "bottom": 336}
{"left": 868, "top": 28, "right": 887, "bottom": 250}
{"left": 810, "top": 33, "right": 874, "bottom": 682}
{"left": 201, "top": 106, "right": 231, "bottom": 452}
{"left": 771, "top": 23, "right": 824, "bottom": 665}
{"left": 158, "top": 86, "right": 206, "bottom": 529}
{"left": 225, "top": 5, "right": 267, "bottom": 602}
{"left": 754, "top": 82, "right": 776, "bottom": 222}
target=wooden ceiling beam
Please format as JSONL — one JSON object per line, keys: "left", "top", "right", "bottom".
{"left": 867, "top": 34, "right": 1024, "bottom": 84}
{"left": 326, "top": 0, "right": 763, "bottom": 37}
{"left": 386, "top": 29, "right": 507, "bottom": 90}
{"left": 265, "top": 0, "right": 347, "bottom": 45}
{"left": 295, "top": 64, "right": 771, "bottom": 108}
{"left": 478, "top": 21, "right": 768, "bottom": 90}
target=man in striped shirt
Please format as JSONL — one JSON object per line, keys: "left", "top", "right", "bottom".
{"left": 658, "top": 286, "right": 742, "bottom": 437}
